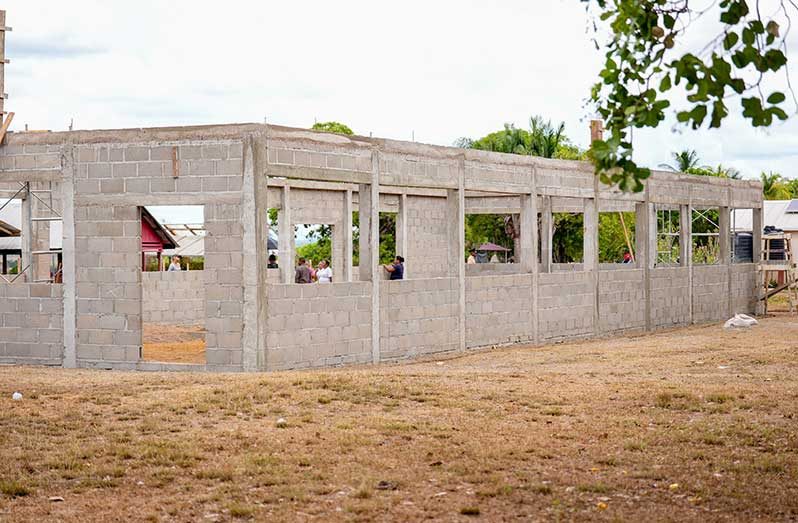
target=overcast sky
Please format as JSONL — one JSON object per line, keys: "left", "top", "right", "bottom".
{"left": 4, "top": 0, "right": 797, "bottom": 179}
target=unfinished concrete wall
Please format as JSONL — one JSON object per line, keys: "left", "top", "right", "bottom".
{"left": 693, "top": 265, "right": 729, "bottom": 323}
{"left": 598, "top": 269, "right": 646, "bottom": 333}
{"left": 465, "top": 274, "right": 534, "bottom": 348}
{"left": 403, "top": 195, "right": 449, "bottom": 278}
{"left": 0, "top": 283, "right": 63, "bottom": 365}
{"left": 204, "top": 202, "right": 244, "bottom": 370}
{"left": 74, "top": 205, "right": 141, "bottom": 367}
{"left": 731, "top": 264, "right": 757, "bottom": 314}
{"left": 379, "top": 278, "right": 460, "bottom": 360}
{"left": 142, "top": 271, "right": 205, "bottom": 325}
{"left": 0, "top": 123, "right": 765, "bottom": 372}
{"left": 651, "top": 267, "right": 691, "bottom": 328}
{"left": 265, "top": 282, "right": 372, "bottom": 370}
{"left": 538, "top": 271, "right": 594, "bottom": 340}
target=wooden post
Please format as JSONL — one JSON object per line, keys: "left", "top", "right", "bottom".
{"left": 590, "top": 120, "right": 604, "bottom": 144}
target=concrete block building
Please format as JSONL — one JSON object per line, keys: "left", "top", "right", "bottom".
{"left": 0, "top": 123, "right": 763, "bottom": 371}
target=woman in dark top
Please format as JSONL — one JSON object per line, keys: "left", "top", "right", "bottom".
{"left": 384, "top": 256, "right": 404, "bottom": 280}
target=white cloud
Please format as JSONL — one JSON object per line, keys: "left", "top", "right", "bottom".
{"left": 2, "top": 0, "right": 796, "bottom": 179}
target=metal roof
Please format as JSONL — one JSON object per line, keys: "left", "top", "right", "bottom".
{"left": 731, "top": 200, "right": 798, "bottom": 232}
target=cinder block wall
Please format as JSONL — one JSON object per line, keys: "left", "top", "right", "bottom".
{"left": 0, "top": 283, "right": 63, "bottom": 365}
{"left": 651, "top": 267, "right": 691, "bottom": 328}
{"left": 731, "top": 264, "right": 757, "bottom": 314}
{"left": 538, "top": 272, "right": 595, "bottom": 340}
{"left": 598, "top": 269, "right": 646, "bottom": 333}
{"left": 465, "top": 274, "right": 534, "bottom": 348}
{"left": 379, "top": 278, "right": 460, "bottom": 361}
{"left": 142, "top": 271, "right": 205, "bottom": 325}
{"left": 265, "top": 282, "right": 372, "bottom": 370}
{"left": 404, "top": 196, "right": 449, "bottom": 278}
{"left": 74, "top": 205, "right": 142, "bottom": 367}
{"left": 693, "top": 265, "right": 730, "bottom": 323}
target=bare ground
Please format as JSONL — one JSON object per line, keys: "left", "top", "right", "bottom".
{"left": 142, "top": 323, "right": 205, "bottom": 364}
{"left": 1, "top": 316, "right": 797, "bottom": 522}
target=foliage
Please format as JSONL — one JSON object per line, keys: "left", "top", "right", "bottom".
{"left": 465, "top": 215, "right": 514, "bottom": 251}
{"left": 311, "top": 121, "right": 354, "bottom": 135}
{"left": 296, "top": 235, "right": 332, "bottom": 266}
{"left": 585, "top": 0, "right": 793, "bottom": 192}
{"left": 659, "top": 149, "right": 705, "bottom": 172}
{"left": 760, "top": 171, "right": 791, "bottom": 199}
{"left": 552, "top": 213, "right": 585, "bottom": 263}
{"left": 599, "top": 212, "right": 636, "bottom": 262}
{"left": 457, "top": 116, "right": 587, "bottom": 160}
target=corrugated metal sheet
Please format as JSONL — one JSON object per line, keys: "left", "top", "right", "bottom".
{"left": 732, "top": 200, "right": 798, "bottom": 232}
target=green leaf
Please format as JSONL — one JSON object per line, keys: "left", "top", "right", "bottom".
{"left": 767, "top": 92, "right": 786, "bottom": 104}
{"left": 659, "top": 75, "right": 672, "bottom": 92}
{"left": 723, "top": 32, "right": 739, "bottom": 50}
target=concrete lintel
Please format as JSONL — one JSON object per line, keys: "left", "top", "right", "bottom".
{"left": 0, "top": 168, "right": 62, "bottom": 183}
{"left": 268, "top": 163, "right": 371, "bottom": 185}
{"left": 75, "top": 192, "right": 241, "bottom": 206}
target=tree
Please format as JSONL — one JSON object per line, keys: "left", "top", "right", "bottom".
{"left": 585, "top": 0, "right": 793, "bottom": 192}
{"left": 659, "top": 149, "right": 705, "bottom": 172}
{"left": 311, "top": 121, "right": 354, "bottom": 135}
{"left": 760, "top": 171, "right": 791, "bottom": 199}
{"left": 459, "top": 116, "right": 585, "bottom": 160}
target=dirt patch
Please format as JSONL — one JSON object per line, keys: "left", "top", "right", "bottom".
{"left": 1, "top": 317, "right": 797, "bottom": 521}
{"left": 142, "top": 323, "right": 205, "bottom": 364}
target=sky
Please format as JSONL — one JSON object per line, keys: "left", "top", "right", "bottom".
{"left": 3, "top": 0, "right": 798, "bottom": 180}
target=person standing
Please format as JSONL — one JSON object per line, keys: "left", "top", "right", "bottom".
{"left": 168, "top": 256, "right": 182, "bottom": 271}
{"left": 467, "top": 250, "right": 477, "bottom": 264}
{"left": 316, "top": 259, "right": 333, "bottom": 283}
{"left": 295, "top": 257, "right": 312, "bottom": 284}
{"left": 383, "top": 256, "right": 404, "bottom": 280}
{"left": 267, "top": 254, "right": 279, "bottom": 269}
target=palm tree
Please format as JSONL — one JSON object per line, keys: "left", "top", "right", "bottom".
{"left": 659, "top": 149, "right": 706, "bottom": 172}
{"left": 528, "top": 116, "right": 566, "bottom": 158}
{"left": 760, "top": 171, "right": 791, "bottom": 200}
{"left": 714, "top": 164, "right": 742, "bottom": 179}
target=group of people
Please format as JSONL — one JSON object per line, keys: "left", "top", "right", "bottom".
{"left": 292, "top": 255, "right": 405, "bottom": 284}
{"left": 294, "top": 258, "right": 333, "bottom": 283}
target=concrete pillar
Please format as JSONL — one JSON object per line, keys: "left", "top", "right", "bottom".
{"left": 367, "top": 149, "right": 381, "bottom": 364}
{"left": 241, "top": 136, "right": 260, "bottom": 371}
{"left": 332, "top": 223, "right": 344, "bottom": 282}
{"left": 343, "top": 189, "right": 353, "bottom": 282}
{"left": 636, "top": 199, "right": 653, "bottom": 331}
{"left": 255, "top": 137, "right": 270, "bottom": 371}
{"left": 447, "top": 155, "right": 466, "bottom": 352}
{"left": 396, "top": 193, "right": 408, "bottom": 276}
{"left": 31, "top": 183, "right": 52, "bottom": 283}
{"left": 20, "top": 184, "right": 31, "bottom": 282}
{"left": 519, "top": 193, "right": 537, "bottom": 273}
{"left": 584, "top": 193, "right": 599, "bottom": 334}
{"left": 680, "top": 205, "right": 692, "bottom": 267}
{"left": 540, "top": 196, "right": 552, "bottom": 273}
{"left": 719, "top": 206, "right": 730, "bottom": 264}
{"left": 62, "top": 147, "right": 77, "bottom": 368}
{"left": 278, "top": 186, "right": 293, "bottom": 283}
{"left": 752, "top": 206, "right": 764, "bottom": 315}
{"left": 680, "top": 204, "right": 693, "bottom": 323}
{"left": 358, "top": 183, "right": 372, "bottom": 282}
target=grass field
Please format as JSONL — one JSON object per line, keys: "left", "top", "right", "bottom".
{"left": 1, "top": 316, "right": 797, "bottom": 522}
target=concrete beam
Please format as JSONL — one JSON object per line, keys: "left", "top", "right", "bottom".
{"left": 0, "top": 168, "right": 62, "bottom": 183}
{"left": 76, "top": 193, "right": 241, "bottom": 206}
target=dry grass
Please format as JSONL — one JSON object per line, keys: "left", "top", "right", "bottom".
{"left": 1, "top": 316, "right": 797, "bottom": 521}
{"left": 142, "top": 323, "right": 205, "bottom": 364}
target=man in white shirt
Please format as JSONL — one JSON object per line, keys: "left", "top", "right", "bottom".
{"left": 316, "top": 259, "right": 332, "bottom": 283}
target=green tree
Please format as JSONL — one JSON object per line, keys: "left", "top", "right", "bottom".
{"left": 785, "top": 177, "right": 798, "bottom": 198}
{"left": 599, "top": 212, "right": 636, "bottom": 262}
{"left": 659, "top": 149, "right": 705, "bottom": 172}
{"left": 585, "top": 0, "right": 792, "bottom": 192}
{"left": 760, "top": 171, "right": 791, "bottom": 199}
{"left": 311, "top": 121, "right": 354, "bottom": 135}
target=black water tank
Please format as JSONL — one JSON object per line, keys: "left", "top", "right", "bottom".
{"left": 768, "top": 237, "right": 787, "bottom": 261}
{"left": 733, "top": 232, "right": 753, "bottom": 263}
